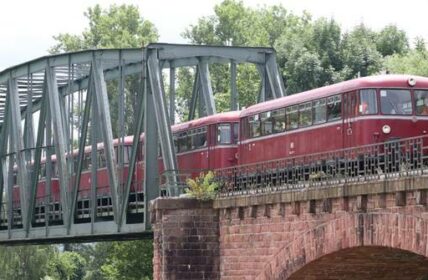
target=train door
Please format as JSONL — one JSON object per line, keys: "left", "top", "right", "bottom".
{"left": 342, "top": 91, "right": 358, "bottom": 148}
{"left": 194, "top": 127, "right": 209, "bottom": 172}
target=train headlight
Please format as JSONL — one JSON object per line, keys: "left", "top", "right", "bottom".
{"left": 382, "top": 125, "right": 391, "bottom": 134}
{"left": 408, "top": 77, "right": 416, "bottom": 87}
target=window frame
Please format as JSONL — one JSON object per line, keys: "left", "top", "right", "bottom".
{"left": 414, "top": 89, "right": 428, "bottom": 116}
{"left": 312, "top": 98, "right": 327, "bottom": 125}
{"left": 286, "top": 105, "right": 299, "bottom": 130}
{"left": 326, "top": 94, "right": 342, "bottom": 122}
{"left": 217, "top": 123, "right": 233, "bottom": 145}
{"left": 298, "top": 101, "right": 313, "bottom": 127}
{"left": 359, "top": 89, "right": 378, "bottom": 115}
{"left": 379, "top": 88, "right": 413, "bottom": 116}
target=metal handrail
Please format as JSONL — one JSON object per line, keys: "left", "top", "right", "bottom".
{"left": 215, "top": 135, "right": 428, "bottom": 196}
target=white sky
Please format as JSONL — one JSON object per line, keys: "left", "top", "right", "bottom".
{"left": 1, "top": 0, "right": 427, "bottom": 71}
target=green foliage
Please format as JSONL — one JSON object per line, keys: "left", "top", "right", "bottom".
{"left": 99, "top": 241, "right": 153, "bottom": 280}
{"left": 414, "top": 37, "right": 427, "bottom": 53}
{"left": 185, "top": 171, "right": 219, "bottom": 200}
{"left": 384, "top": 49, "right": 428, "bottom": 76}
{"left": 47, "top": 251, "right": 87, "bottom": 280}
{"left": 339, "top": 24, "right": 383, "bottom": 79}
{"left": 0, "top": 245, "right": 55, "bottom": 280}
{"left": 50, "top": 4, "right": 158, "bottom": 53}
{"left": 182, "top": 1, "right": 415, "bottom": 99}
{"left": 376, "top": 24, "right": 409, "bottom": 57}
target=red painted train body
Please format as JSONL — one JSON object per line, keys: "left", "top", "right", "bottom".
{"left": 8, "top": 74, "right": 428, "bottom": 225}
{"left": 239, "top": 75, "right": 428, "bottom": 164}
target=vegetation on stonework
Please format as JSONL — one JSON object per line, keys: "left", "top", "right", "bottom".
{"left": 185, "top": 171, "right": 219, "bottom": 200}
{"left": 1, "top": 1, "right": 427, "bottom": 279}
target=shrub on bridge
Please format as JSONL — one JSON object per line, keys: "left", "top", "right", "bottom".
{"left": 185, "top": 171, "right": 218, "bottom": 200}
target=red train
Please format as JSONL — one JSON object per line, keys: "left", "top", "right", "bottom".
{"left": 6, "top": 74, "right": 428, "bottom": 227}
{"left": 239, "top": 74, "right": 428, "bottom": 164}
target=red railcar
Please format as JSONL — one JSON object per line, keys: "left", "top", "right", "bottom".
{"left": 8, "top": 112, "right": 240, "bottom": 226}
{"left": 239, "top": 75, "right": 428, "bottom": 165}
{"left": 167, "top": 111, "right": 240, "bottom": 174}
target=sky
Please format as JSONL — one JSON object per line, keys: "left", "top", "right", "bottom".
{"left": 1, "top": 0, "right": 428, "bottom": 71}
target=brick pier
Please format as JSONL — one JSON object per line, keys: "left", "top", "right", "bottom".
{"left": 151, "top": 176, "right": 428, "bottom": 279}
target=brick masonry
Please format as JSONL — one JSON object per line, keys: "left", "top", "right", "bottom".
{"left": 151, "top": 198, "right": 220, "bottom": 280}
{"left": 152, "top": 176, "right": 428, "bottom": 280}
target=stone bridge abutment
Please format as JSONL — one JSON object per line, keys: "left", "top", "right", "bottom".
{"left": 151, "top": 176, "right": 428, "bottom": 279}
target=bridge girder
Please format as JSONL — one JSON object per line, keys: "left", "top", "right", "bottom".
{"left": 0, "top": 43, "right": 285, "bottom": 243}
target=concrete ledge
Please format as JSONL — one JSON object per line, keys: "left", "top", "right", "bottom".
{"left": 214, "top": 175, "right": 428, "bottom": 209}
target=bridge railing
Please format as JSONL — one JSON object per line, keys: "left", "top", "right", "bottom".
{"left": 215, "top": 135, "right": 428, "bottom": 196}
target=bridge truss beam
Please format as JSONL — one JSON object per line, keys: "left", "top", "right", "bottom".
{"left": 0, "top": 43, "right": 284, "bottom": 243}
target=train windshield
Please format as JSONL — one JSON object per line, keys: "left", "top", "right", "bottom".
{"left": 380, "top": 89, "right": 412, "bottom": 115}
{"left": 415, "top": 90, "right": 428, "bottom": 115}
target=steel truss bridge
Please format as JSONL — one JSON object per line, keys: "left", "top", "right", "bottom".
{"left": 0, "top": 43, "right": 285, "bottom": 244}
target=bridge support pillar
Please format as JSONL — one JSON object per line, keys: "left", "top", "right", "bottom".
{"left": 150, "top": 198, "right": 220, "bottom": 280}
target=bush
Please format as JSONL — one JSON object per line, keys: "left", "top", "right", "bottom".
{"left": 185, "top": 171, "right": 218, "bottom": 200}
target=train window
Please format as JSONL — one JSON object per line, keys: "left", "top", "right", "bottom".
{"left": 359, "top": 89, "right": 377, "bottom": 115}
{"left": 177, "top": 132, "right": 190, "bottom": 153}
{"left": 218, "top": 124, "right": 232, "bottom": 144}
{"left": 40, "top": 163, "right": 46, "bottom": 178}
{"left": 139, "top": 142, "right": 144, "bottom": 161}
{"left": 233, "top": 123, "right": 239, "bottom": 143}
{"left": 286, "top": 105, "right": 298, "bottom": 130}
{"left": 53, "top": 162, "right": 58, "bottom": 178}
{"left": 312, "top": 99, "right": 326, "bottom": 124}
{"left": 98, "top": 150, "right": 106, "bottom": 168}
{"left": 84, "top": 154, "right": 92, "bottom": 170}
{"left": 126, "top": 146, "right": 132, "bottom": 164}
{"left": 414, "top": 90, "right": 428, "bottom": 115}
{"left": 327, "top": 95, "right": 342, "bottom": 121}
{"left": 173, "top": 134, "right": 178, "bottom": 153}
{"left": 380, "top": 89, "right": 412, "bottom": 115}
{"left": 299, "top": 102, "right": 312, "bottom": 127}
{"left": 272, "top": 108, "right": 286, "bottom": 133}
{"left": 13, "top": 171, "right": 17, "bottom": 185}
{"left": 261, "top": 112, "right": 273, "bottom": 135}
{"left": 158, "top": 143, "right": 162, "bottom": 157}
{"left": 249, "top": 115, "right": 261, "bottom": 138}
{"left": 191, "top": 127, "right": 207, "bottom": 149}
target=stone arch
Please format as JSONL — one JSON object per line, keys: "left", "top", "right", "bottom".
{"left": 289, "top": 246, "right": 428, "bottom": 280}
{"left": 256, "top": 211, "right": 428, "bottom": 280}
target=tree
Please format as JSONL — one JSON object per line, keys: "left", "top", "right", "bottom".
{"left": 275, "top": 16, "right": 343, "bottom": 93}
{"left": 47, "top": 251, "right": 87, "bottom": 280}
{"left": 50, "top": 4, "right": 158, "bottom": 53}
{"left": 384, "top": 50, "right": 428, "bottom": 76}
{"left": 100, "top": 241, "right": 153, "bottom": 280}
{"left": 376, "top": 24, "right": 409, "bottom": 57}
{"left": 339, "top": 24, "right": 383, "bottom": 79}
{"left": 182, "top": 0, "right": 305, "bottom": 112}
{"left": 0, "top": 245, "right": 55, "bottom": 280}
{"left": 414, "top": 37, "right": 426, "bottom": 53}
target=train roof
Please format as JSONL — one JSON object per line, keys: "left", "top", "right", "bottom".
{"left": 171, "top": 111, "right": 240, "bottom": 132}
{"left": 240, "top": 74, "right": 428, "bottom": 118}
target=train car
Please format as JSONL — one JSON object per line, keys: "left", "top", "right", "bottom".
{"left": 7, "top": 111, "right": 240, "bottom": 227}
{"left": 239, "top": 75, "right": 428, "bottom": 165}
{"left": 168, "top": 111, "right": 240, "bottom": 175}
